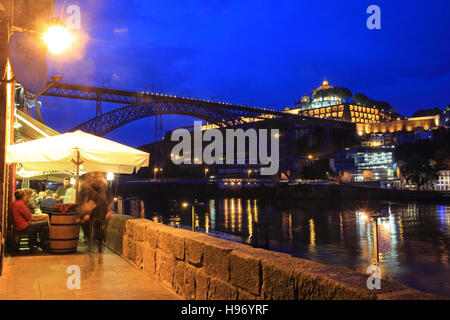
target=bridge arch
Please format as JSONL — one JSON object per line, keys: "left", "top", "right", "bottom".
{"left": 70, "top": 100, "right": 264, "bottom": 136}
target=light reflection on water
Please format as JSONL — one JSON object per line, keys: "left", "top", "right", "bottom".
{"left": 123, "top": 197, "right": 450, "bottom": 297}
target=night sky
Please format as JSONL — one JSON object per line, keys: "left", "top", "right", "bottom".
{"left": 39, "top": 0, "right": 450, "bottom": 147}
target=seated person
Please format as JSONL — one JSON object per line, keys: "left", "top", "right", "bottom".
{"left": 23, "top": 188, "right": 37, "bottom": 214}
{"left": 11, "top": 190, "right": 49, "bottom": 252}
{"left": 36, "top": 191, "right": 45, "bottom": 207}
{"left": 39, "top": 190, "right": 58, "bottom": 214}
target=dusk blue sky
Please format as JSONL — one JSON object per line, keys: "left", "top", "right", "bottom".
{"left": 39, "top": 0, "right": 450, "bottom": 147}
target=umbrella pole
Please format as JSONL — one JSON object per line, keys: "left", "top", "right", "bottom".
{"left": 75, "top": 150, "right": 81, "bottom": 203}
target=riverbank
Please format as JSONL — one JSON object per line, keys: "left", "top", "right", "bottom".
{"left": 118, "top": 180, "right": 450, "bottom": 202}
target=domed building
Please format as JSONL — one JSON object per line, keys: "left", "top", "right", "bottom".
{"left": 309, "top": 79, "right": 343, "bottom": 109}
{"left": 286, "top": 79, "right": 398, "bottom": 124}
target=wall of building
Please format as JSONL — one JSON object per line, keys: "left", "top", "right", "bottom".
{"left": 105, "top": 214, "right": 439, "bottom": 300}
{"left": 358, "top": 115, "right": 440, "bottom": 135}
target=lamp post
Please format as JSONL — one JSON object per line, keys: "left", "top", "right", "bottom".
{"left": 182, "top": 200, "right": 205, "bottom": 232}
{"left": 204, "top": 168, "right": 209, "bottom": 178}
{"left": 153, "top": 167, "right": 158, "bottom": 180}
{"left": 359, "top": 211, "right": 389, "bottom": 266}
{"left": 182, "top": 201, "right": 196, "bottom": 232}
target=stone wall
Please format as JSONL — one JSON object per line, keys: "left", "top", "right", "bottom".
{"left": 105, "top": 214, "right": 440, "bottom": 300}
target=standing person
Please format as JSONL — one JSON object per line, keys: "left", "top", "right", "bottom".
{"left": 78, "top": 173, "right": 112, "bottom": 252}
{"left": 10, "top": 190, "right": 49, "bottom": 252}
{"left": 56, "top": 178, "right": 71, "bottom": 202}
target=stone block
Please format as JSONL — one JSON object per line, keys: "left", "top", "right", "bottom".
{"left": 203, "top": 243, "right": 231, "bottom": 282}
{"left": 133, "top": 221, "right": 148, "bottom": 241}
{"left": 196, "top": 271, "right": 210, "bottom": 300}
{"left": 104, "top": 229, "right": 123, "bottom": 254}
{"left": 134, "top": 241, "right": 145, "bottom": 268}
{"left": 155, "top": 249, "right": 176, "bottom": 288}
{"left": 144, "top": 224, "right": 161, "bottom": 248}
{"left": 122, "top": 235, "right": 135, "bottom": 261}
{"left": 185, "top": 237, "right": 204, "bottom": 267}
{"left": 230, "top": 250, "right": 261, "bottom": 296}
{"left": 183, "top": 266, "right": 197, "bottom": 300}
{"left": 173, "top": 261, "right": 186, "bottom": 295}
{"left": 238, "top": 289, "right": 259, "bottom": 300}
{"left": 157, "top": 230, "right": 172, "bottom": 254}
{"left": 143, "top": 244, "right": 156, "bottom": 277}
{"left": 208, "top": 278, "right": 238, "bottom": 300}
{"left": 171, "top": 233, "right": 185, "bottom": 261}
{"left": 261, "top": 260, "right": 296, "bottom": 300}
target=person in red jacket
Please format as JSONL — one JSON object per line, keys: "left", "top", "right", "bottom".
{"left": 11, "top": 189, "right": 49, "bottom": 252}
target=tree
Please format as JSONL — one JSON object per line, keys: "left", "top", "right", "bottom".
{"left": 352, "top": 93, "right": 392, "bottom": 111}
{"left": 300, "top": 160, "right": 336, "bottom": 180}
{"left": 400, "top": 158, "right": 439, "bottom": 190}
{"left": 313, "top": 87, "right": 352, "bottom": 103}
{"left": 413, "top": 107, "right": 442, "bottom": 118}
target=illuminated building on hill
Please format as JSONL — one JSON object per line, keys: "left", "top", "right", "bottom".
{"left": 285, "top": 79, "right": 402, "bottom": 124}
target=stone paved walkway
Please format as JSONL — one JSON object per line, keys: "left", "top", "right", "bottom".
{"left": 0, "top": 245, "right": 181, "bottom": 300}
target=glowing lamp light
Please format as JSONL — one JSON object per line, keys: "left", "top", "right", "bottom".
{"left": 106, "top": 172, "right": 114, "bottom": 181}
{"left": 360, "top": 213, "right": 369, "bottom": 221}
{"left": 182, "top": 202, "right": 190, "bottom": 208}
{"left": 43, "top": 25, "right": 73, "bottom": 55}
{"left": 70, "top": 178, "right": 76, "bottom": 185}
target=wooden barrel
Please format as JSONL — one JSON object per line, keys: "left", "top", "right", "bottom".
{"left": 49, "top": 213, "right": 80, "bottom": 254}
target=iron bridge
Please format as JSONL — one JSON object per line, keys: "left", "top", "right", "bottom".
{"left": 43, "top": 83, "right": 349, "bottom": 136}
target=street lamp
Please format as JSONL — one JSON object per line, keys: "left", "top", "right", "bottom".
{"left": 43, "top": 24, "right": 73, "bottom": 55}
{"left": 106, "top": 172, "right": 114, "bottom": 181}
{"left": 204, "top": 168, "right": 209, "bottom": 178}
{"left": 153, "top": 168, "right": 158, "bottom": 180}
{"left": 182, "top": 200, "right": 206, "bottom": 232}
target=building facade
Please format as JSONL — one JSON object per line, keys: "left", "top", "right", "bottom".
{"left": 331, "top": 147, "right": 396, "bottom": 182}
{"left": 286, "top": 80, "right": 399, "bottom": 124}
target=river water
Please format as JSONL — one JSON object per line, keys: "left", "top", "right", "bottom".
{"left": 122, "top": 197, "right": 450, "bottom": 297}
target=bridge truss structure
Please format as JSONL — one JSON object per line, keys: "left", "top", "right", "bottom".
{"left": 43, "top": 83, "right": 294, "bottom": 137}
